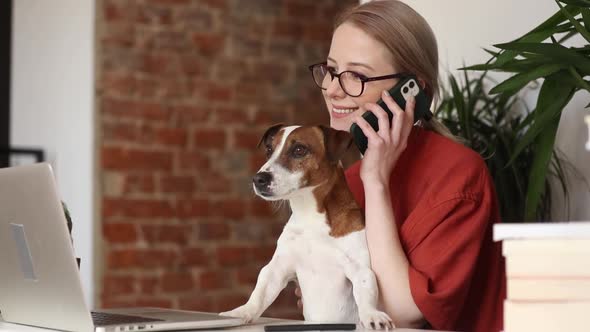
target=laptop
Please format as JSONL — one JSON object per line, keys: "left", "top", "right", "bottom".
{"left": 0, "top": 163, "right": 244, "bottom": 332}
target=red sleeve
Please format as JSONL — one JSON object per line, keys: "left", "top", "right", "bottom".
{"left": 404, "top": 173, "right": 494, "bottom": 330}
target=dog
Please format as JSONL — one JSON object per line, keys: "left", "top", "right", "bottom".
{"left": 220, "top": 124, "right": 393, "bottom": 329}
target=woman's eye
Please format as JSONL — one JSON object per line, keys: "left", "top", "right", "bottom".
{"left": 349, "top": 71, "right": 366, "bottom": 81}
{"left": 291, "top": 145, "right": 308, "bottom": 158}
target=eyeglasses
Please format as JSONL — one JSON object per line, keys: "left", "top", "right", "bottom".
{"left": 308, "top": 62, "right": 409, "bottom": 97}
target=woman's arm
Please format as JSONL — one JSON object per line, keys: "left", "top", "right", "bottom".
{"left": 352, "top": 90, "right": 425, "bottom": 327}
{"left": 363, "top": 180, "right": 425, "bottom": 328}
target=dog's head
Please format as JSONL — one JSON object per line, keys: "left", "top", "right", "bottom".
{"left": 252, "top": 124, "right": 353, "bottom": 200}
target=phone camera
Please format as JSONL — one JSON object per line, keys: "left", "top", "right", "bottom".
{"left": 403, "top": 87, "right": 409, "bottom": 94}
{"left": 409, "top": 81, "right": 415, "bottom": 88}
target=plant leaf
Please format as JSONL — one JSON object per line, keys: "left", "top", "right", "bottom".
{"left": 490, "top": 64, "right": 563, "bottom": 94}
{"left": 525, "top": 119, "right": 559, "bottom": 221}
{"left": 558, "top": 0, "right": 590, "bottom": 7}
{"left": 556, "top": 0, "right": 590, "bottom": 43}
{"left": 493, "top": 42, "right": 590, "bottom": 74}
{"left": 582, "top": 8, "right": 590, "bottom": 33}
{"left": 507, "top": 71, "right": 576, "bottom": 167}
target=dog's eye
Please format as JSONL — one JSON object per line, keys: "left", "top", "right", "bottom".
{"left": 265, "top": 146, "right": 273, "bottom": 158}
{"left": 291, "top": 145, "right": 308, "bottom": 158}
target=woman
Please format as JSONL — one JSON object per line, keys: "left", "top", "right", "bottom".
{"left": 296, "top": 1, "right": 505, "bottom": 331}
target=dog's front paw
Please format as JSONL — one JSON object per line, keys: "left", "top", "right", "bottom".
{"left": 219, "top": 304, "right": 258, "bottom": 323}
{"left": 358, "top": 309, "right": 394, "bottom": 330}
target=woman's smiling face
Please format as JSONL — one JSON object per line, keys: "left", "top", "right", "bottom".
{"left": 323, "top": 22, "right": 401, "bottom": 132}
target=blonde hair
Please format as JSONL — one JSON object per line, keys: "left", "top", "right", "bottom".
{"left": 335, "top": 0, "right": 457, "bottom": 141}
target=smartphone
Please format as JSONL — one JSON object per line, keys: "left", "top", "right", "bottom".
{"left": 350, "top": 75, "right": 433, "bottom": 155}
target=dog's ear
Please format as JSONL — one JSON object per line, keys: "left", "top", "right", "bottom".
{"left": 319, "top": 125, "right": 353, "bottom": 163}
{"left": 257, "top": 123, "right": 285, "bottom": 149}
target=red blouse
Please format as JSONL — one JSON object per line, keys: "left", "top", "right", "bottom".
{"left": 345, "top": 127, "right": 505, "bottom": 332}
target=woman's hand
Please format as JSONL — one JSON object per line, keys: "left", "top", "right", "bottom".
{"left": 352, "top": 90, "right": 415, "bottom": 185}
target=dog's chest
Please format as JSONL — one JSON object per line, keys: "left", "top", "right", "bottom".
{"left": 279, "top": 220, "right": 369, "bottom": 271}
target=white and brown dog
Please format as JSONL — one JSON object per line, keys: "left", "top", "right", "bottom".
{"left": 220, "top": 124, "right": 393, "bottom": 329}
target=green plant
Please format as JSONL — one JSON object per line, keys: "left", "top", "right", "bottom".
{"left": 436, "top": 71, "right": 571, "bottom": 222}
{"left": 462, "top": 0, "right": 590, "bottom": 221}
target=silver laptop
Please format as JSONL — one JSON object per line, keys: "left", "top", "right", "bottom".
{"left": 0, "top": 163, "right": 243, "bottom": 332}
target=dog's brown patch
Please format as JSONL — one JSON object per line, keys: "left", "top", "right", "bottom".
{"left": 273, "top": 126, "right": 364, "bottom": 237}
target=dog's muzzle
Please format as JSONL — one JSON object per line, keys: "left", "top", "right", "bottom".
{"left": 253, "top": 171, "right": 273, "bottom": 196}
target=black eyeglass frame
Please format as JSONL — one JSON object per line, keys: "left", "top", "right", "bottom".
{"left": 308, "top": 62, "right": 410, "bottom": 97}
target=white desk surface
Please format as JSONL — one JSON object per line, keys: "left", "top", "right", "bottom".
{"left": 0, "top": 317, "right": 438, "bottom": 332}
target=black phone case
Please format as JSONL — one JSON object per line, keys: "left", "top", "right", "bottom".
{"left": 350, "top": 75, "right": 432, "bottom": 155}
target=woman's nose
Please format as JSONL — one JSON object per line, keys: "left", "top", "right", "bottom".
{"left": 325, "top": 75, "right": 346, "bottom": 99}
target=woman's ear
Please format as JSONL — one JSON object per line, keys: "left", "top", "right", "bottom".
{"left": 418, "top": 78, "right": 427, "bottom": 90}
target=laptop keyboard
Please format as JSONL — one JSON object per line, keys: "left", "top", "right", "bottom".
{"left": 91, "top": 311, "right": 164, "bottom": 326}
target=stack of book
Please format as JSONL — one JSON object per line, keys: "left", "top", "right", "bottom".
{"left": 494, "top": 222, "right": 590, "bottom": 332}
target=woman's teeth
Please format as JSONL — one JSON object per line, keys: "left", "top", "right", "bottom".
{"left": 333, "top": 108, "right": 357, "bottom": 114}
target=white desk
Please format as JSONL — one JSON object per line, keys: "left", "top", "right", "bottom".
{"left": 0, "top": 318, "right": 438, "bottom": 332}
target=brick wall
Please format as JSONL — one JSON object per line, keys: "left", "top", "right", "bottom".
{"left": 97, "top": 0, "right": 356, "bottom": 319}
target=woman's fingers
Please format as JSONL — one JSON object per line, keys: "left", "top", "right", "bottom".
{"left": 295, "top": 286, "right": 302, "bottom": 297}
{"left": 353, "top": 115, "right": 382, "bottom": 146}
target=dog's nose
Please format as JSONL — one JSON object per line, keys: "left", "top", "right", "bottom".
{"left": 253, "top": 172, "right": 272, "bottom": 188}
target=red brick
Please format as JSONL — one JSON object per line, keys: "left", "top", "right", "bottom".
{"left": 101, "top": 146, "right": 173, "bottom": 171}
{"left": 193, "top": 129, "right": 226, "bottom": 149}
{"left": 147, "top": 0, "right": 189, "bottom": 5}
{"left": 139, "top": 276, "right": 159, "bottom": 294}
{"left": 161, "top": 272, "right": 194, "bottom": 292}
{"left": 236, "top": 266, "right": 260, "bottom": 286}
{"left": 206, "top": 84, "right": 233, "bottom": 102}
{"left": 179, "top": 296, "right": 215, "bottom": 312}
{"left": 214, "top": 107, "right": 248, "bottom": 124}
{"left": 103, "top": 274, "right": 136, "bottom": 296}
{"left": 101, "top": 71, "right": 136, "bottom": 96}
{"left": 124, "top": 174, "right": 155, "bottom": 194}
{"left": 200, "top": 172, "right": 232, "bottom": 194}
{"left": 272, "top": 20, "right": 303, "bottom": 39}
{"left": 211, "top": 199, "right": 246, "bottom": 219}
{"left": 250, "top": 154, "right": 267, "bottom": 172}
{"left": 137, "top": 249, "right": 178, "bottom": 268}
{"left": 101, "top": 98, "right": 170, "bottom": 122}
{"left": 249, "top": 199, "right": 275, "bottom": 218}
{"left": 217, "top": 246, "right": 250, "bottom": 266}
{"left": 107, "top": 249, "right": 138, "bottom": 269}
{"left": 155, "top": 127, "right": 187, "bottom": 146}
{"left": 199, "top": 270, "right": 225, "bottom": 290}
{"left": 216, "top": 294, "right": 249, "bottom": 312}
{"left": 284, "top": 2, "right": 315, "bottom": 18}
{"left": 178, "top": 152, "right": 210, "bottom": 172}
{"left": 233, "top": 129, "right": 261, "bottom": 150}
{"left": 199, "top": 222, "right": 230, "bottom": 241}
{"left": 201, "top": 0, "right": 228, "bottom": 11}
{"left": 137, "top": 6, "right": 172, "bottom": 25}
{"left": 136, "top": 298, "right": 173, "bottom": 308}
{"left": 176, "top": 199, "right": 210, "bottom": 218}
{"left": 142, "top": 224, "right": 192, "bottom": 245}
{"left": 102, "top": 121, "right": 138, "bottom": 142}
{"left": 251, "top": 245, "right": 276, "bottom": 263}
{"left": 103, "top": 223, "right": 138, "bottom": 243}
{"left": 172, "top": 105, "right": 210, "bottom": 123}
{"left": 192, "top": 33, "right": 225, "bottom": 56}
{"left": 180, "top": 247, "right": 209, "bottom": 267}
{"left": 160, "top": 175, "right": 195, "bottom": 193}
{"left": 101, "top": 299, "right": 135, "bottom": 309}
{"left": 102, "top": 198, "right": 175, "bottom": 219}
{"left": 139, "top": 53, "right": 177, "bottom": 76}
